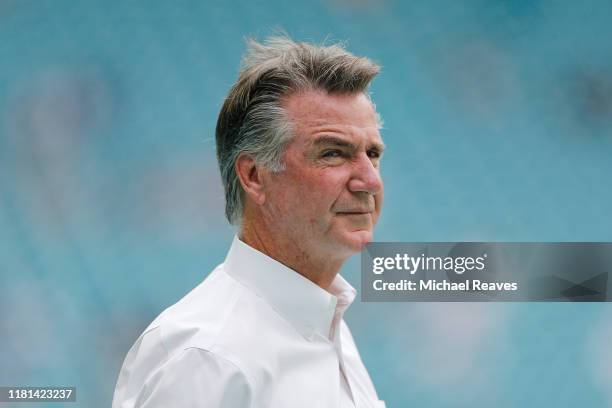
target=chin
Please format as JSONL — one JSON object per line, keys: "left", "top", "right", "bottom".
{"left": 335, "top": 229, "right": 373, "bottom": 253}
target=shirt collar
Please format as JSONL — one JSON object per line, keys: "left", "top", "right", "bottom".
{"left": 223, "top": 236, "right": 357, "bottom": 340}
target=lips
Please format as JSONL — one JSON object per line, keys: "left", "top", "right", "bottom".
{"left": 336, "top": 209, "right": 373, "bottom": 215}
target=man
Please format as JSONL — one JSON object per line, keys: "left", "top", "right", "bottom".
{"left": 113, "top": 35, "right": 386, "bottom": 408}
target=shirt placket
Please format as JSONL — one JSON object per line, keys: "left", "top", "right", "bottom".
{"left": 329, "top": 293, "right": 356, "bottom": 406}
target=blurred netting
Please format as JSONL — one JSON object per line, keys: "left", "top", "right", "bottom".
{"left": 1, "top": 1, "right": 612, "bottom": 407}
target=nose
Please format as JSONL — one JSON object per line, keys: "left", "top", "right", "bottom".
{"left": 347, "top": 152, "right": 383, "bottom": 195}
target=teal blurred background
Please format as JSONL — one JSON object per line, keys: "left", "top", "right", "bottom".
{"left": 1, "top": 0, "right": 612, "bottom": 407}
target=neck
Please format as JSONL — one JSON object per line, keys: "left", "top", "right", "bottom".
{"left": 239, "top": 215, "right": 346, "bottom": 291}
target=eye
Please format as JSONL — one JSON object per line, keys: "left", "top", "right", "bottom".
{"left": 322, "top": 150, "right": 344, "bottom": 158}
{"left": 367, "top": 149, "right": 381, "bottom": 159}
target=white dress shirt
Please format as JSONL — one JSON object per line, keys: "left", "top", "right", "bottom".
{"left": 112, "top": 236, "right": 385, "bottom": 408}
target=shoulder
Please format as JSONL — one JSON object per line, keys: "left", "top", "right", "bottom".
{"left": 153, "top": 265, "right": 246, "bottom": 351}
{"left": 113, "top": 344, "right": 254, "bottom": 408}
{"left": 113, "top": 265, "right": 257, "bottom": 407}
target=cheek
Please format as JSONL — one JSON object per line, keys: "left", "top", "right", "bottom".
{"left": 269, "top": 164, "right": 348, "bottom": 219}
{"left": 294, "top": 170, "right": 344, "bottom": 203}
{"left": 268, "top": 176, "right": 322, "bottom": 216}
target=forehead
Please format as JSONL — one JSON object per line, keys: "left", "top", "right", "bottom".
{"left": 282, "top": 89, "right": 381, "bottom": 140}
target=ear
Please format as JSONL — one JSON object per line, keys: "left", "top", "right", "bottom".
{"left": 235, "top": 153, "right": 267, "bottom": 206}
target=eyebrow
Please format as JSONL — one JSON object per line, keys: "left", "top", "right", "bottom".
{"left": 312, "top": 135, "right": 386, "bottom": 152}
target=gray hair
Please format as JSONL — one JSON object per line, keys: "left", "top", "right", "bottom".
{"left": 215, "top": 35, "right": 380, "bottom": 225}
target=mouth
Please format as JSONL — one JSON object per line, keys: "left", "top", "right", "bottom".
{"left": 336, "top": 210, "right": 372, "bottom": 215}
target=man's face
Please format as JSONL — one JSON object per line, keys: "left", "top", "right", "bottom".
{"left": 261, "top": 89, "right": 384, "bottom": 259}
